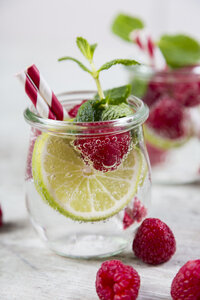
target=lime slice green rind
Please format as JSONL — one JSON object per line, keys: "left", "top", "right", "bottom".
{"left": 32, "top": 133, "right": 145, "bottom": 222}
{"left": 144, "top": 125, "right": 190, "bottom": 150}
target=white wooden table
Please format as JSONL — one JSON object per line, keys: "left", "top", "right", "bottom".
{"left": 1, "top": 147, "right": 200, "bottom": 300}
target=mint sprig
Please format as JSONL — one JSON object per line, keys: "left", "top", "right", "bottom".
{"left": 58, "top": 37, "right": 140, "bottom": 100}
{"left": 101, "top": 103, "right": 133, "bottom": 121}
{"left": 157, "top": 34, "right": 200, "bottom": 68}
{"left": 94, "top": 85, "right": 131, "bottom": 105}
{"left": 112, "top": 14, "right": 144, "bottom": 42}
{"left": 58, "top": 56, "right": 92, "bottom": 74}
{"left": 111, "top": 13, "right": 200, "bottom": 69}
{"left": 98, "top": 59, "right": 139, "bottom": 72}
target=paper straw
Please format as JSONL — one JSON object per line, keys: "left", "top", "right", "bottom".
{"left": 130, "top": 29, "right": 156, "bottom": 66}
{"left": 27, "top": 64, "right": 69, "bottom": 120}
{"left": 16, "top": 71, "right": 56, "bottom": 120}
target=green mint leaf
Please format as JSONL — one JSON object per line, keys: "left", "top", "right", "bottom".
{"left": 76, "top": 100, "right": 95, "bottom": 122}
{"left": 58, "top": 56, "right": 92, "bottom": 74}
{"left": 98, "top": 59, "right": 140, "bottom": 72}
{"left": 158, "top": 34, "right": 200, "bottom": 68}
{"left": 76, "top": 37, "right": 97, "bottom": 62}
{"left": 92, "top": 99, "right": 106, "bottom": 121}
{"left": 112, "top": 14, "right": 144, "bottom": 42}
{"left": 90, "top": 43, "right": 98, "bottom": 58}
{"left": 101, "top": 103, "right": 133, "bottom": 121}
{"left": 94, "top": 85, "right": 132, "bottom": 105}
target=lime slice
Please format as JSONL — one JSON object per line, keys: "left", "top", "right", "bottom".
{"left": 144, "top": 125, "right": 190, "bottom": 150}
{"left": 32, "top": 133, "right": 144, "bottom": 221}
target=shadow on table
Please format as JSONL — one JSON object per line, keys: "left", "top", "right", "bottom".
{"left": 0, "top": 219, "right": 28, "bottom": 233}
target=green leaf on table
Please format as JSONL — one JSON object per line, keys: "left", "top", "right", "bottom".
{"left": 94, "top": 85, "right": 132, "bottom": 105}
{"left": 58, "top": 56, "right": 92, "bottom": 74}
{"left": 98, "top": 59, "right": 140, "bottom": 72}
{"left": 158, "top": 34, "right": 200, "bottom": 68}
{"left": 76, "top": 37, "right": 97, "bottom": 61}
{"left": 101, "top": 103, "right": 133, "bottom": 121}
{"left": 112, "top": 13, "right": 144, "bottom": 42}
{"left": 76, "top": 100, "right": 95, "bottom": 122}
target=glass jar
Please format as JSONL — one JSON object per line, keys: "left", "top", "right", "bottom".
{"left": 131, "top": 65, "right": 200, "bottom": 184}
{"left": 24, "top": 91, "right": 151, "bottom": 259}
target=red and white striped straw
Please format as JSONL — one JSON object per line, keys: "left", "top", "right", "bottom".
{"left": 130, "top": 29, "right": 166, "bottom": 69}
{"left": 17, "top": 71, "right": 56, "bottom": 120}
{"left": 130, "top": 29, "right": 156, "bottom": 66}
{"left": 27, "top": 64, "right": 68, "bottom": 120}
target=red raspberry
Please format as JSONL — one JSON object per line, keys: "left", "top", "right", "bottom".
{"left": 172, "top": 80, "right": 200, "bottom": 107}
{"left": 171, "top": 260, "right": 200, "bottom": 300}
{"left": 96, "top": 260, "right": 140, "bottom": 300}
{"left": 147, "top": 96, "right": 187, "bottom": 139}
{"left": 68, "top": 100, "right": 87, "bottom": 118}
{"left": 123, "top": 197, "right": 147, "bottom": 230}
{"left": 143, "top": 76, "right": 169, "bottom": 107}
{"left": 0, "top": 205, "right": 3, "bottom": 226}
{"left": 132, "top": 218, "right": 176, "bottom": 265}
{"left": 73, "top": 131, "right": 131, "bottom": 172}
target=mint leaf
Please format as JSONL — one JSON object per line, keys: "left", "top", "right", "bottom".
{"left": 58, "top": 56, "right": 92, "bottom": 74}
{"left": 112, "top": 14, "right": 144, "bottom": 42}
{"left": 101, "top": 103, "right": 133, "bottom": 121}
{"left": 90, "top": 43, "right": 97, "bottom": 58}
{"left": 76, "top": 100, "right": 95, "bottom": 122}
{"left": 94, "top": 85, "right": 131, "bottom": 105}
{"left": 158, "top": 34, "right": 200, "bottom": 68}
{"left": 76, "top": 37, "right": 97, "bottom": 62}
{"left": 93, "top": 100, "right": 106, "bottom": 121}
{"left": 98, "top": 59, "right": 140, "bottom": 72}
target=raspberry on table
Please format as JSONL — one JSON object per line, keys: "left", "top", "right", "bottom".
{"left": 147, "top": 96, "right": 187, "bottom": 140}
{"left": 68, "top": 100, "right": 87, "bottom": 118}
{"left": 132, "top": 218, "right": 176, "bottom": 265}
{"left": 171, "top": 260, "right": 200, "bottom": 300}
{"left": 73, "top": 131, "right": 131, "bottom": 172}
{"left": 96, "top": 260, "right": 140, "bottom": 300}
{"left": 123, "top": 197, "right": 147, "bottom": 230}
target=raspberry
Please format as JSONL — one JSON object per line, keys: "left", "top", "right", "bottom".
{"left": 171, "top": 260, "right": 200, "bottom": 300}
{"left": 172, "top": 80, "right": 200, "bottom": 107}
{"left": 0, "top": 205, "right": 3, "bottom": 227}
{"left": 123, "top": 197, "right": 147, "bottom": 230}
{"left": 68, "top": 100, "right": 87, "bottom": 118}
{"left": 147, "top": 96, "right": 187, "bottom": 139}
{"left": 96, "top": 260, "right": 140, "bottom": 300}
{"left": 132, "top": 218, "right": 176, "bottom": 265}
{"left": 143, "top": 76, "right": 169, "bottom": 107}
{"left": 73, "top": 131, "right": 131, "bottom": 172}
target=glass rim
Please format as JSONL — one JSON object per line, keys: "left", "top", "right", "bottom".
{"left": 131, "top": 64, "right": 200, "bottom": 82}
{"left": 23, "top": 90, "right": 149, "bottom": 136}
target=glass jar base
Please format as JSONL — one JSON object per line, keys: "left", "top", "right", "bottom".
{"left": 46, "top": 234, "right": 128, "bottom": 259}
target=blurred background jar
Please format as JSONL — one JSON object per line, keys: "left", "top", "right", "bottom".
{"left": 130, "top": 65, "right": 200, "bottom": 184}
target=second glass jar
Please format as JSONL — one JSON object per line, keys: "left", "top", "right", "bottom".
{"left": 131, "top": 65, "right": 200, "bottom": 184}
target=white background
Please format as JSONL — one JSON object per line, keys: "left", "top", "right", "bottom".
{"left": 1, "top": 0, "right": 200, "bottom": 178}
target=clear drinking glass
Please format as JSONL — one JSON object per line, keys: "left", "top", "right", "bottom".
{"left": 24, "top": 91, "right": 151, "bottom": 259}
{"left": 131, "top": 65, "right": 200, "bottom": 184}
